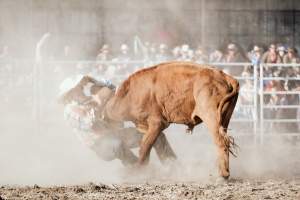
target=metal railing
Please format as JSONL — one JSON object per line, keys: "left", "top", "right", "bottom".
{"left": 0, "top": 60, "right": 299, "bottom": 144}
{"left": 39, "top": 61, "right": 259, "bottom": 142}
{"left": 259, "top": 63, "right": 300, "bottom": 144}
{"left": 212, "top": 63, "right": 258, "bottom": 142}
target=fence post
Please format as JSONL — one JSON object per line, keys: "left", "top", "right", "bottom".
{"left": 253, "top": 64, "right": 258, "bottom": 145}
{"left": 33, "top": 60, "right": 41, "bottom": 134}
{"left": 259, "top": 63, "right": 264, "bottom": 144}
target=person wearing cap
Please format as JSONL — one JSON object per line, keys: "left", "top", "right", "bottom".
{"left": 283, "top": 47, "right": 300, "bottom": 64}
{"left": 156, "top": 43, "right": 170, "bottom": 62}
{"left": 112, "top": 44, "right": 130, "bottom": 62}
{"left": 111, "top": 44, "right": 132, "bottom": 76}
{"left": 235, "top": 69, "right": 255, "bottom": 124}
{"left": 247, "top": 45, "right": 263, "bottom": 66}
{"left": 96, "top": 44, "right": 111, "bottom": 61}
{"left": 172, "top": 46, "right": 181, "bottom": 60}
{"left": 178, "top": 44, "right": 192, "bottom": 61}
{"left": 222, "top": 43, "right": 245, "bottom": 63}
{"left": 111, "top": 44, "right": 131, "bottom": 62}
{"left": 261, "top": 44, "right": 283, "bottom": 89}
{"left": 95, "top": 44, "right": 111, "bottom": 75}
{"left": 194, "top": 46, "right": 208, "bottom": 64}
{"left": 277, "top": 45, "right": 286, "bottom": 63}
{"left": 221, "top": 43, "right": 246, "bottom": 76}
{"left": 261, "top": 44, "right": 281, "bottom": 64}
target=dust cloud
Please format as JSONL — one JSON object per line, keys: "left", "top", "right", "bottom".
{"left": 1, "top": 97, "right": 299, "bottom": 186}
{"left": 0, "top": 0, "right": 299, "bottom": 187}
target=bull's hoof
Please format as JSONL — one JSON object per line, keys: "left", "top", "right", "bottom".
{"left": 185, "top": 128, "right": 193, "bottom": 134}
{"left": 216, "top": 176, "right": 229, "bottom": 185}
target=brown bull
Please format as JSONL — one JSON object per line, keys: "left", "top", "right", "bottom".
{"left": 59, "top": 76, "right": 176, "bottom": 166}
{"left": 104, "top": 61, "right": 239, "bottom": 179}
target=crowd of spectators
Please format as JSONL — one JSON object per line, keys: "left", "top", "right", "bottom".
{"left": 94, "top": 42, "right": 300, "bottom": 64}
{"left": 0, "top": 41, "right": 300, "bottom": 133}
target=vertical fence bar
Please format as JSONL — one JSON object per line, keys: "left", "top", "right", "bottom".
{"left": 33, "top": 60, "right": 41, "bottom": 134}
{"left": 253, "top": 64, "right": 258, "bottom": 145}
{"left": 259, "top": 63, "right": 264, "bottom": 144}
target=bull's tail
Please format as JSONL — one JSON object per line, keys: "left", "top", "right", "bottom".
{"left": 217, "top": 76, "right": 239, "bottom": 156}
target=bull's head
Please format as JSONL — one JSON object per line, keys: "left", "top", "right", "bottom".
{"left": 59, "top": 76, "right": 93, "bottom": 105}
{"left": 58, "top": 75, "right": 115, "bottom": 109}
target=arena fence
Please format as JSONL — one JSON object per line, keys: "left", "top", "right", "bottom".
{"left": 213, "top": 62, "right": 258, "bottom": 143}
{"left": 0, "top": 60, "right": 299, "bottom": 144}
{"left": 39, "top": 61, "right": 259, "bottom": 142}
{"left": 259, "top": 63, "right": 300, "bottom": 144}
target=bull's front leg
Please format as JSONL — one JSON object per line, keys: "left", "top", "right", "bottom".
{"left": 138, "top": 120, "right": 164, "bottom": 165}
{"left": 153, "top": 132, "right": 177, "bottom": 163}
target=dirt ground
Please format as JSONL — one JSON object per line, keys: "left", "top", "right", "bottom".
{"left": 1, "top": 178, "right": 299, "bottom": 200}
{"left": 1, "top": 100, "right": 300, "bottom": 200}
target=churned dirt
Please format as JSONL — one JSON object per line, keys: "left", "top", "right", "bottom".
{"left": 1, "top": 179, "right": 299, "bottom": 200}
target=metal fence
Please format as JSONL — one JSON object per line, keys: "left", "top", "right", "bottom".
{"left": 259, "top": 63, "right": 300, "bottom": 144}
{"left": 213, "top": 63, "right": 258, "bottom": 143}
{"left": 0, "top": 60, "right": 299, "bottom": 144}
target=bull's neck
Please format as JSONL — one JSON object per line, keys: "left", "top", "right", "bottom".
{"left": 102, "top": 94, "right": 118, "bottom": 122}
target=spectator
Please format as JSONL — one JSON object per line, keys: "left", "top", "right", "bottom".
{"left": 238, "top": 70, "right": 255, "bottom": 119}
{"left": 247, "top": 45, "right": 262, "bottom": 66}
{"left": 228, "top": 67, "right": 254, "bottom": 130}
{"left": 178, "top": 44, "right": 192, "bottom": 61}
{"left": 114, "top": 44, "right": 131, "bottom": 62}
{"left": 261, "top": 44, "right": 282, "bottom": 87}
{"left": 194, "top": 46, "right": 208, "bottom": 64}
{"left": 156, "top": 43, "right": 170, "bottom": 62}
{"left": 188, "top": 49, "right": 195, "bottom": 61}
{"left": 261, "top": 44, "right": 281, "bottom": 64}
{"left": 275, "top": 80, "right": 299, "bottom": 133}
{"left": 96, "top": 44, "right": 111, "bottom": 61}
{"left": 283, "top": 47, "right": 300, "bottom": 64}
{"left": 112, "top": 44, "right": 131, "bottom": 75}
{"left": 222, "top": 43, "right": 246, "bottom": 75}
{"left": 277, "top": 45, "right": 286, "bottom": 63}
{"left": 209, "top": 47, "right": 223, "bottom": 63}
{"left": 264, "top": 77, "right": 285, "bottom": 130}
{"left": 172, "top": 46, "right": 181, "bottom": 60}
{"left": 148, "top": 43, "right": 157, "bottom": 62}
{"left": 94, "top": 44, "right": 111, "bottom": 76}
{"left": 222, "top": 43, "right": 245, "bottom": 63}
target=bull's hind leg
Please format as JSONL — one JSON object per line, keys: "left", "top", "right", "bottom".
{"left": 221, "top": 94, "right": 238, "bottom": 132}
{"left": 195, "top": 106, "right": 231, "bottom": 179}
{"left": 138, "top": 119, "right": 165, "bottom": 165}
